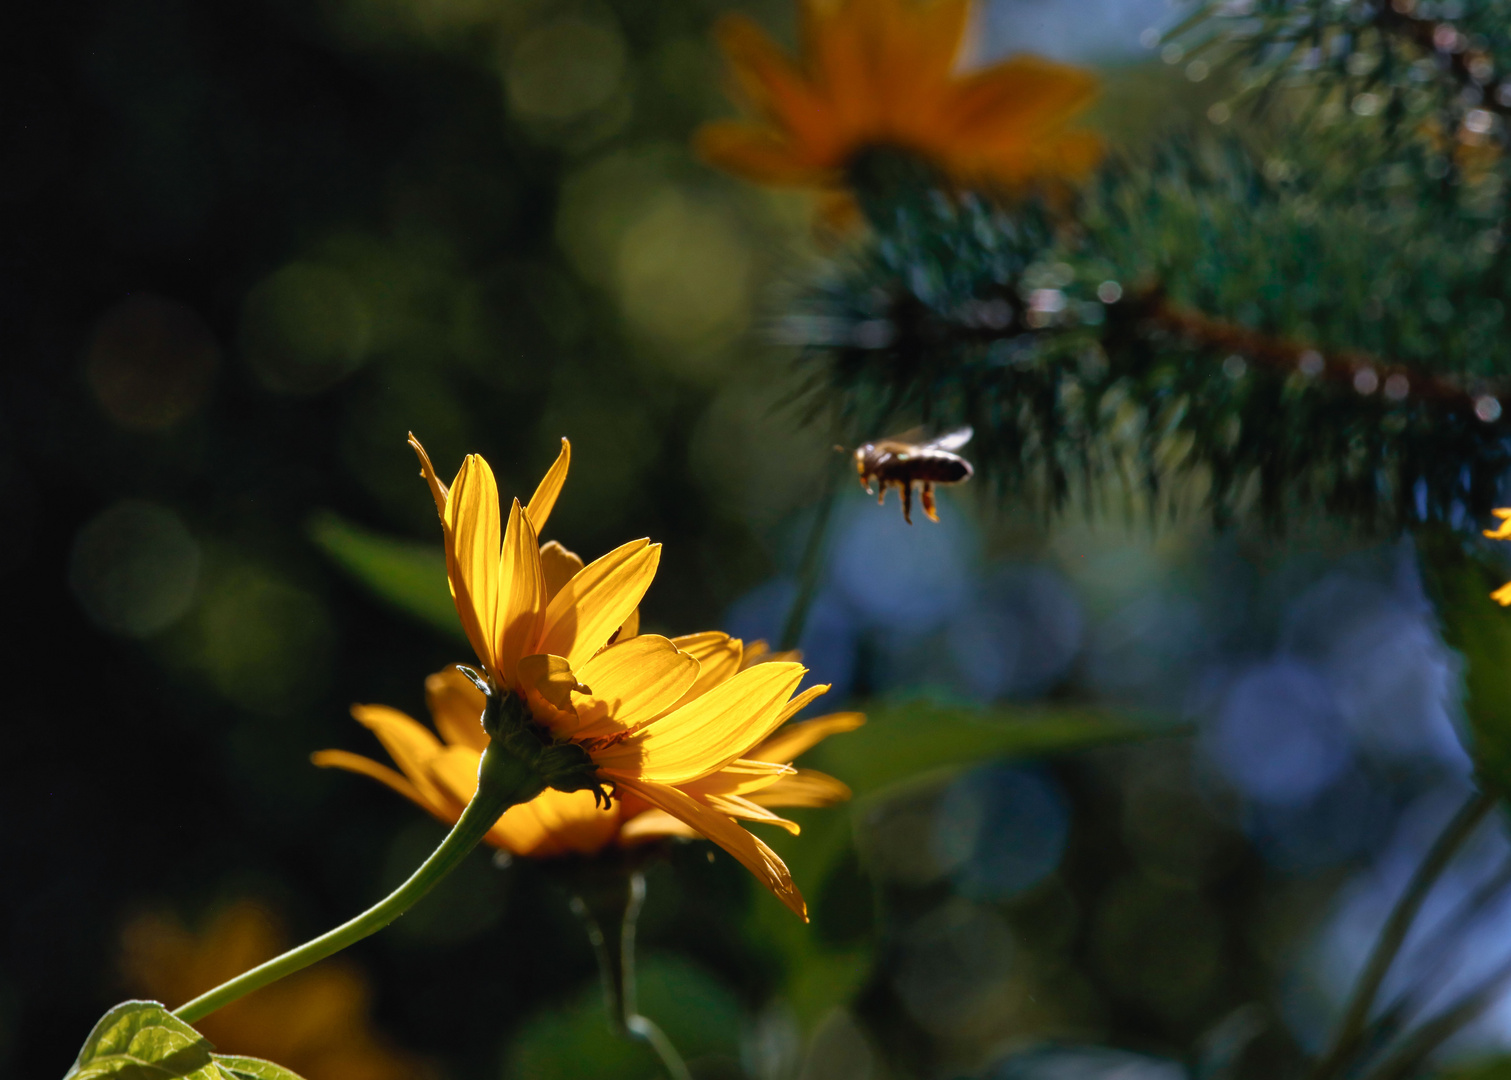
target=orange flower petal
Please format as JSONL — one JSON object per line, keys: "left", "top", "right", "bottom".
{"left": 573, "top": 635, "right": 700, "bottom": 737}
{"left": 311, "top": 749, "right": 449, "bottom": 820}
{"left": 753, "top": 711, "right": 864, "bottom": 763}
{"left": 424, "top": 667, "right": 489, "bottom": 753}
{"left": 496, "top": 499, "right": 545, "bottom": 680}
{"left": 704, "top": 792, "right": 801, "bottom": 835}
{"left": 695, "top": 121, "right": 836, "bottom": 184}
{"left": 595, "top": 662, "right": 807, "bottom": 785}
{"left": 490, "top": 788, "right": 619, "bottom": 857}
{"left": 538, "top": 538, "right": 661, "bottom": 671}
{"left": 407, "top": 432, "right": 450, "bottom": 518}
{"left": 618, "top": 808, "right": 700, "bottom": 843}
{"left": 517, "top": 653, "right": 588, "bottom": 737}
{"left": 525, "top": 438, "right": 571, "bottom": 535}
{"left": 349, "top": 704, "right": 460, "bottom": 814}
{"left": 612, "top": 776, "right": 806, "bottom": 920}
{"left": 749, "top": 768, "right": 853, "bottom": 808}
{"left": 539, "top": 540, "right": 585, "bottom": 602}
{"left": 444, "top": 454, "right": 502, "bottom": 677}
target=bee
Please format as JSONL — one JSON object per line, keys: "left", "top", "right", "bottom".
{"left": 853, "top": 426, "right": 974, "bottom": 524}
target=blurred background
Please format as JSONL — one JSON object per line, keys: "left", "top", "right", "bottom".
{"left": 2, "top": 0, "right": 1502, "bottom": 1077}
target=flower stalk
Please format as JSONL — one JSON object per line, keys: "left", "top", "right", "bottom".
{"left": 174, "top": 737, "right": 545, "bottom": 1024}
{"left": 569, "top": 866, "right": 692, "bottom": 1080}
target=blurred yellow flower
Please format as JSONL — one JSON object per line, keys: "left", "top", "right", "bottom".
{"left": 121, "top": 902, "right": 422, "bottom": 1080}
{"left": 330, "top": 435, "right": 856, "bottom": 919}
{"left": 1484, "top": 509, "right": 1511, "bottom": 604}
{"left": 696, "top": 0, "right": 1102, "bottom": 201}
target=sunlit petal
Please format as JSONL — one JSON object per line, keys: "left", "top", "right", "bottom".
{"left": 612, "top": 776, "right": 806, "bottom": 920}
{"left": 496, "top": 499, "right": 545, "bottom": 678}
{"left": 749, "top": 768, "right": 853, "bottom": 807}
{"left": 517, "top": 653, "right": 589, "bottom": 738}
{"left": 311, "top": 749, "right": 446, "bottom": 818}
{"left": 525, "top": 438, "right": 571, "bottom": 534}
{"left": 424, "top": 667, "right": 489, "bottom": 753}
{"left": 539, "top": 540, "right": 585, "bottom": 602}
{"left": 444, "top": 454, "right": 502, "bottom": 676}
{"left": 349, "top": 704, "right": 458, "bottom": 813}
{"left": 538, "top": 538, "right": 661, "bottom": 670}
{"left": 573, "top": 635, "right": 700, "bottom": 737}
{"left": 753, "top": 711, "right": 864, "bottom": 763}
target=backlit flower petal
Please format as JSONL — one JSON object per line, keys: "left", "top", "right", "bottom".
{"left": 696, "top": 123, "right": 835, "bottom": 185}
{"left": 703, "top": 792, "right": 801, "bottom": 835}
{"left": 538, "top": 538, "right": 661, "bottom": 670}
{"left": 669, "top": 632, "right": 744, "bottom": 699}
{"left": 683, "top": 758, "right": 796, "bottom": 797}
{"left": 349, "top": 704, "right": 459, "bottom": 813}
{"left": 407, "top": 432, "right": 450, "bottom": 518}
{"left": 491, "top": 788, "right": 619, "bottom": 857}
{"left": 495, "top": 499, "right": 545, "bottom": 679}
{"left": 444, "top": 454, "right": 502, "bottom": 677}
{"left": 517, "top": 653, "right": 588, "bottom": 738}
{"left": 525, "top": 438, "right": 571, "bottom": 534}
{"left": 775, "top": 683, "right": 832, "bottom": 725}
{"left": 749, "top": 768, "right": 853, "bottom": 807}
{"left": 613, "top": 776, "right": 807, "bottom": 920}
{"left": 424, "top": 667, "right": 489, "bottom": 753}
{"left": 753, "top": 711, "right": 864, "bottom": 763}
{"left": 618, "top": 808, "right": 699, "bottom": 842}
{"left": 595, "top": 662, "right": 808, "bottom": 785}
{"left": 616, "top": 607, "right": 640, "bottom": 641}
{"left": 311, "top": 749, "right": 447, "bottom": 819}
{"left": 539, "top": 540, "right": 585, "bottom": 601}
{"left": 573, "top": 635, "right": 700, "bottom": 737}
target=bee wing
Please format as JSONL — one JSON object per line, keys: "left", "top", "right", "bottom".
{"left": 923, "top": 426, "right": 974, "bottom": 452}
{"left": 879, "top": 425, "right": 929, "bottom": 445}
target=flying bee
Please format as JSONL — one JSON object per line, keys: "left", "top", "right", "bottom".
{"left": 853, "top": 426, "right": 974, "bottom": 524}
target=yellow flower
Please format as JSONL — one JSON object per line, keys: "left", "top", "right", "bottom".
{"left": 1485, "top": 509, "right": 1511, "bottom": 604}
{"left": 313, "top": 655, "right": 861, "bottom": 857}
{"left": 121, "top": 902, "right": 423, "bottom": 1080}
{"left": 695, "top": 0, "right": 1102, "bottom": 201}
{"left": 322, "top": 435, "right": 856, "bottom": 919}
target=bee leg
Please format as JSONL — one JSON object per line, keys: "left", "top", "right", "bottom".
{"left": 921, "top": 483, "right": 939, "bottom": 522}
{"left": 901, "top": 482, "right": 914, "bottom": 524}
{"left": 877, "top": 482, "right": 887, "bottom": 507}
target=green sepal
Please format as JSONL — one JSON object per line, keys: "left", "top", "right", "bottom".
{"left": 1417, "top": 525, "right": 1511, "bottom": 796}
{"left": 473, "top": 671, "right": 610, "bottom": 808}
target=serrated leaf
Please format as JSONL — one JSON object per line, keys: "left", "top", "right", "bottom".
{"left": 212, "top": 1055, "right": 307, "bottom": 1080}
{"left": 1418, "top": 528, "right": 1511, "bottom": 794}
{"left": 803, "top": 698, "right": 1159, "bottom": 801}
{"left": 307, "top": 511, "right": 462, "bottom": 640}
{"left": 64, "top": 1001, "right": 220, "bottom": 1080}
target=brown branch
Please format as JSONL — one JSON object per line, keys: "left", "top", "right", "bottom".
{"left": 1130, "top": 289, "right": 1506, "bottom": 419}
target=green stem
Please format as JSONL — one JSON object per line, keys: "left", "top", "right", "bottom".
{"left": 1308, "top": 790, "right": 1496, "bottom": 1080}
{"left": 573, "top": 869, "right": 692, "bottom": 1080}
{"left": 175, "top": 743, "right": 542, "bottom": 1025}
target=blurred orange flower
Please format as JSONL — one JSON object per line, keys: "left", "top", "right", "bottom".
{"left": 696, "top": 0, "right": 1102, "bottom": 202}
{"left": 121, "top": 902, "right": 423, "bottom": 1080}
{"left": 1484, "top": 509, "right": 1511, "bottom": 604}
{"left": 324, "top": 436, "right": 859, "bottom": 919}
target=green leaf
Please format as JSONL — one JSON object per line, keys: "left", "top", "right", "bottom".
{"left": 1417, "top": 528, "right": 1511, "bottom": 794}
{"left": 211, "top": 1056, "right": 307, "bottom": 1080}
{"left": 307, "top": 511, "right": 462, "bottom": 640}
{"left": 64, "top": 1001, "right": 220, "bottom": 1080}
{"left": 803, "top": 698, "right": 1161, "bottom": 801}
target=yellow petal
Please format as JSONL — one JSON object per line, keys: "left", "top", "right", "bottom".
{"left": 517, "top": 652, "right": 588, "bottom": 737}
{"left": 617, "top": 607, "right": 640, "bottom": 641}
{"left": 573, "top": 635, "right": 700, "bottom": 737}
{"left": 704, "top": 792, "right": 801, "bottom": 836}
{"left": 539, "top": 540, "right": 585, "bottom": 601}
{"left": 489, "top": 788, "right": 619, "bottom": 858}
{"left": 425, "top": 744, "right": 486, "bottom": 808}
{"left": 424, "top": 667, "right": 489, "bottom": 752}
{"left": 618, "top": 808, "right": 700, "bottom": 843}
{"left": 525, "top": 438, "right": 571, "bottom": 534}
{"left": 775, "top": 683, "right": 832, "bottom": 726}
{"left": 311, "top": 749, "right": 451, "bottom": 820}
{"left": 668, "top": 631, "right": 744, "bottom": 702}
{"left": 444, "top": 454, "right": 502, "bottom": 676}
{"left": 1493, "top": 581, "right": 1511, "bottom": 606}
{"left": 612, "top": 776, "right": 806, "bottom": 920}
{"left": 749, "top": 768, "right": 852, "bottom": 808}
{"left": 752, "top": 711, "right": 864, "bottom": 764}
{"left": 538, "top": 538, "right": 662, "bottom": 670}
{"left": 407, "top": 432, "right": 450, "bottom": 518}
{"left": 683, "top": 758, "right": 796, "bottom": 797}
{"left": 695, "top": 121, "right": 834, "bottom": 185}
{"left": 1485, "top": 509, "right": 1511, "bottom": 539}
{"left": 594, "top": 662, "right": 806, "bottom": 785}
{"left": 350, "top": 704, "right": 459, "bottom": 814}
{"left": 496, "top": 499, "right": 546, "bottom": 680}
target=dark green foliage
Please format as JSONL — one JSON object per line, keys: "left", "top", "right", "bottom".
{"left": 792, "top": 118, "right": 1511, "bottom": 528}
